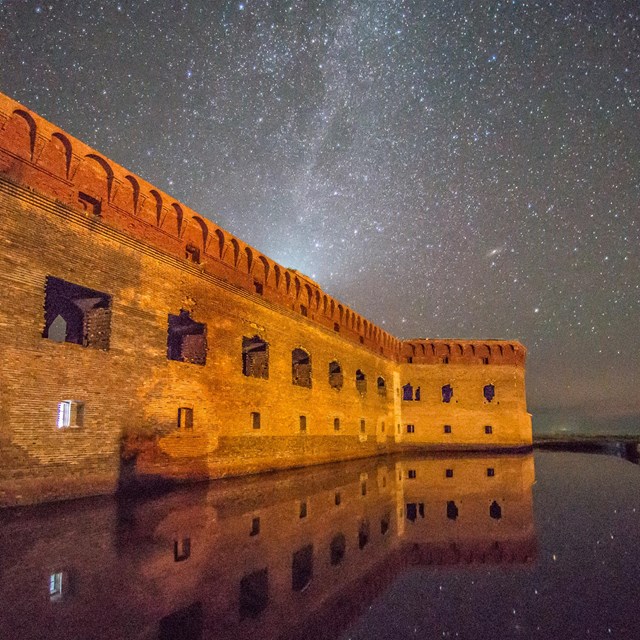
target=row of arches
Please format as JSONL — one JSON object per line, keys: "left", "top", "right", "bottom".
{"left": 402, "top": 340, "right": 523, "bottom": 365}
{"left": 0, "top": 105, "right": 400, "bottom": 355}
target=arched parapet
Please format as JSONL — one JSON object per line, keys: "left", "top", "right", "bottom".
{"left": 273, "top": 263, "right": 282, "bottom": 291}
{"left": 159, "top": 202, "right": 183, "bottom": 236}
{"left": 212, "top": 228, "right": 226, "bottom": 259}
{"left": 37, "top": 131, "right": 73, "bottom": 180}
{"left": 112, "top": 174, "right": 140, "bottom": 216}
{"left": 1, "top": 109, "right": 37, "bottom": 161}
{"left": 72, "top": 153, "right": 115, "bottom": 207}
{"left": 181, "top": 215, "right": 210, "bottom": 262}
{"left": 138, "top": 189, "right": 163, "bottom": 226}
{"left": 256, "top": 255, "right": 270, "bottom": 287}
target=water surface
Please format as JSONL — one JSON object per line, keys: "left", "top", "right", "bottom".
{"left": 0, "top": 449, "right": 637, "bottom": 639}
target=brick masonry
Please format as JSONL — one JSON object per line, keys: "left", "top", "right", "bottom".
{"left": 0, "top": 92, "right": 532, "bottom": 506}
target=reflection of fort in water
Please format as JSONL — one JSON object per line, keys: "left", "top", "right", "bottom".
{"left": 0, "top": 453, "right": 536, "bottom": 640}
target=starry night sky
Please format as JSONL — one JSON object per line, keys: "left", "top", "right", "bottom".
{"left": 1, "top": 1, "right": 638, "bottom": 429}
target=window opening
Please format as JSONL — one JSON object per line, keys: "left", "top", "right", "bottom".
{"left": 299, "top": 415, "right": 307, "bottom": 432}
{"left": 291, "top": 545, "right": 313, "bottom": 591}
{"left": 355, "top": 369, "right": 367, "bottom": 394}
{"left": 185, "top": 244, "right": 200, "bottom": 264}
{"left": 178, "top": 407, "right": 194, "bottom": 430}
{"left": 328, "top": 361, "right": 343, "bottom": 389}
{"left": 159, "top": 603, "right": 203, "bottom": 640}
{"left": 447, "top": 501, "right": 459, "bottom": 521}
{"left": 174, "top": 538, "right": 191, "bottom": 562}
{"left": 292, "top": 348, "right": 312, "bottom": 388}
{"left": 377, "top": 377, "right": 386, "bottom": 396}
{"left": 299, "top": 501, "right": 307, "bottom": 519}
{"left": 334, "top": 417, "right": 340, "bottom": 431}
{"left": 242, "top": 335, "right": 269, "bottom": 378}
{"left": 358, "top": 520, "right": 370, "bottom": 550}
{"left": 43, "top": 276, "right": 112, "bottom": 349}
{"left": 330, "top": 534, "right": 346, "bottom": 566}
{"left": 57, "top": 400, "right": 84, "bottom": 428}
{"left": 360, "top": 419, "right": 366, "bottom": 433}
{"left": 253, "top": 280, "right": 264, "bottom": 295}
{"left": 334, "top": 491, "right": 341, "bottom": 506}
{"left": 250, "top": 517, "right": 260, "bottom": 536}
{"left": 380, "top": 514, "right": 390, "bottom": 535}
{"left": 490, "top": 500, "right": 502, "bottom": 520}
{"left": 239, "top": 569, "right": 269, "bottom": 620}
{"left": 407, "top": 469, "right": 416, "bottom": 479}
{"left": 485, "top": 425, "right": 493, "bottom": 434}
{"left": 487, "top": 467, "right": 495, "bottom": 477}
{"left": 251, "top": 412, "right": 261, "bottom": 430}
{"left": 402, "top": 383, "right": 413, "bottom": 401}
{"left": 406, "top": 424, "right": 415, "bottom": 434}
{"left": 442, "top": 384, "right": 453, "bottom": 403}
{"left": 445, "top": 469, "right": 453, "bottom": 478}
{"left": 415, "top": 386, "right": 421, "bottom": 401}
{"left": 167, "top": 310, "right": 207, "bottom": 365}
{"left": 484, "top": 384, "right": 495, "bottom": 402}
{"left": 444, "top": 424, "right": 452, "bottom": 434}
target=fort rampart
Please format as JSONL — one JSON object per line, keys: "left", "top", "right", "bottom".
{"left": 0, "top": 92, "right": 532, "bottom": 506}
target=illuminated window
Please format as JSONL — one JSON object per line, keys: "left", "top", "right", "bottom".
{"left": 57, "top": 400, "right": 83, "bottom": 429}
{"left": 49, "top": 572, "right": 64, "bottom": 601}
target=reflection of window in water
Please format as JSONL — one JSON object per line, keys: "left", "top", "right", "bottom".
{"left": 159, "top": 602, "right": 203, "bottom": 640}
{"left": 330, "top": 534, "right": 346, "bottom": 565}
{"left": 239, "top": 569, "right": 269, "bottom": 619}
{"left": 358, "top": 520, "right": 370, "bottom": 549}
{"left": 292, "top": 545, "right": 313, "bottom": 591}
{"left": 380, "top": 513, "right": 390, "bottom": 535}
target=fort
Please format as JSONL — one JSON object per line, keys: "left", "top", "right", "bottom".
{"left": 0, "top": 92, "right": 532, "bottom": 507}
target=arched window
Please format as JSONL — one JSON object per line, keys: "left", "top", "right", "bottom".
{"left": 483, "top": 384, "right": 495, "bottom": 402}
{"left": 242, "top": 336, "right": 269, "bottom": 378}
{"left": 402, "top": 383, "right": 413, "bottom": 401}
{"left": 355, "top": 369, "right": 367, "bottom": 394}
{"left": 328, "top": 361, "right": 343, "bottom": 389}
{"left": 292, "top": 348, "right": 312, "bottom": 388}
{"left": 442, "top": 384, "right": 453, "bottom": 403}
{"left": 377, "top": 377, "right": 386, "bottom": 396}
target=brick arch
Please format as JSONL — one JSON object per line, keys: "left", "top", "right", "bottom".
{"left": 273, "top": 263, "right": 282, "bottom": 290}
{"left": 284, "top": 270, "right": 292, "bottom": 294}
{"left": 160, "top": 202, "right": 183, "bottom": 236}
{"left": 38, "top": 131, "right": 72, "bottom": 179}
{"left": 244, "top": 247, "right": 254, "bottom": 274}
{"left": 74, "top": 153, "right": 114, "bottom": 203}
{"left": 338, "top": 305, "right": 344, "bottom": 324}
{"left": 304, "top": 284, "right": 312, "bottom": 307}
{"left": 230, "top": 238, "right": 241, "bottom": 267}
{"left": 138, "top": 189, "right": 163, "bottom": 226}
{"left": 3, "top": 109, "right": 37, "bottom": 160}
{"left": 183, "top": 215, "right": 209, "bottom": 256}
{"left": 257, "top": 255, "right": 270, "bottom": 285}
{"left": 214, "top": 229, "right": 225, "bottom": 259}
{"left": 314, "top": 289, "right": 321, "bottom": 310}
{"left": 330, "top": 299, "right": 335, "bottom": 319}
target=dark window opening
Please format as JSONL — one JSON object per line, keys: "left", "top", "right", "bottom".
{"left": 159, "top": 602, "right": 203, "bottom": 640}
{"left": 253, "top": 280, "right": 264, "bottom": 295}
{"left": 490, "top": 500, "right": 502, "bottom": 520}
{"left": 444, "top": 424, "right": 452, "bottom": 434}
{"left": 250, "top": 517, "right": 260, "bottom": 536}
{"left": 167, "top": 310, "right": 207, "bottom": 365}
{"left": 445, "top": 469, "right": 453, "bottom": 478}
{"left": 178, "top": 407, "right": 193, "bottom": 430}
{"left": 485, "top": 425, "right": 493, "bottom": 434}
{"left": 415, "top": 386, "right": 421, "bottom": 401}
{"left": 334, "top": 491, "right": 341, "bottom": 506}
{"left": 358, "top": 520, "right": 370, "bottom": 550}
{"left": 402, "top": 383, "right": 413, "bottom": 401}
{"left": 442, "top": 384, "right": 453, "bottom": 403}
{"left": 355, "top": 369, "right": 367, "bottom": 394}
{"left": 242, "top": 335, "right": 269, "bottom": 378}
{"left": 447, "top": 501, "right": 459, "bottom": 521}
{"left": 377, "top": 376, "right": 386, "bottom": 396}
{"left": 251, "top": 412, "right": 261, "bottom": 430}
{"left": 381, "top": 421, "right": 386, "bottom": 432}
{"left": 359, "top": 336, "right": 364, "bottom": 344}
{"left": 328, "top": 361, "right": 343, "bottom": 389}
{"left": 43, "top": 276, "right": 112, "bottom": 350}
{"left": 407, "top": 469, "right": 417, "bottom": 479}
{"left": 406, "top": 424, "right": 415, "bottom": 434}
{"left": 360, "top": 419, "right": 366, "bottom": 433}
{"left": 442, "top": 356, "right": 449, "bottom": 364}
{"left": 482, "top": 357, "right": 490, "bottom": 365}
{"left": 406, "top": 503, "right": 417, "bottom": 522}
{"left": 419, "top": 503, "right": 425, "bottom": 518}
{"left": 333, "top": 322, "right": 340, "bottom": 332}
{"left": 407, "top": 356, "right": 413, "bottom": 363}
{"left": 299, "top": 501, "right": 307, "bottom": 518}
{"left": 487, "top": 467, "right": 495, "bottom": 477}
{"left": 380, "top": 514, "right": 390, "bottom": 535}
{"left": 361, "top": 481, "right": 367, "bottom": 496}
{"left": 239, "top": 569, "right": 269, "bottom": 620}
{"left": 174, "top": 538, "right": 191, "bottom": 562}
{"left": 292, "top": 348, "right": 312, "bottom": 388}
{"left": 292, "top": 545, "right": 313, "bottom": 591}
{"left": 185, "top": 244, "right": 201, "bottom": 264}
{"left": 78, "top": 191, "right": 101, "bottom": 215}
{"left": 299, "top": 415, "right": 307, "bottom": 432}
{"left": 334, "top": 417, "right": 340, "bottom": 431}
{"left": 330, "top": 534, "right": 346, "bottom": 565}
{"left": 484, "top": 384, "right": 495, "bottom": 402}
{"left": 300, "top": 304, "right": 308, "bottom": 317}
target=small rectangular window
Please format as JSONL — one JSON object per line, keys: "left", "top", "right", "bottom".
{"left": 381, "top": 421, "right": 385, "bottom": 432}
{"left": 487, "top": 467, "right": 495, "bottom": 477}
{"left": 407, "top": 469, "right": 416, "bottom": 479}
{"left": 406, "top": 424, "right": 415, "bottom": 433}
{"left": 299, "top": 415, "right": 307, "bottom": 432}
{"left": 178, "top": 407, "right": 193, "bottom": 430}
{"left": 251, "top": 412, "right": 261, "bottom": 430}
{"left": 49, "top": 572, "right": 64, "bottom": 601}
{"left": 300, "top": 305, "right": 308, "bottom": 317}
{"left": 299, "top": 501, "right": 308, "bottom": 519}
{"left": 482, "top": 357, "right": 489, "bottom": 365}
{"left": 442, "top": 356, "right": 449, "bottom": 364}
{"left": 335, "top": 491, "right": 341, "bottom": 506}
{"left": 334, "top": 417, "right": 340, "bottom": 431}
{"left": 360, "top": 418, "right": 366, "bottom": 433}
{"left": 250, "top": 517, "right": 260, "bottom": 536}
{"left": 57, "top": 400, "right": 84, "bottom": 428}
{"left": 361, "top": 481, "right": 367, "bottom": 496}
{"left": 174, "top": 538, "right": 191, "bottom": 562}
{"left": 445, "top": 469, "right": 453, "bottom": 478}
{"left": 444, "top": 424, "right": 452, "bottom": 434}
{"left": 485, "top": 425, "right": 493, "bottom": 434}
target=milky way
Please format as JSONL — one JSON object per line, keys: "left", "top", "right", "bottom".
{"left": 1, "top": 1, "right": 638, "bottom": 424}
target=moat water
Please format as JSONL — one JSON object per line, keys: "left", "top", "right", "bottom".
{"left": 0, "top": 447, "right": 638, "bottom": 640}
